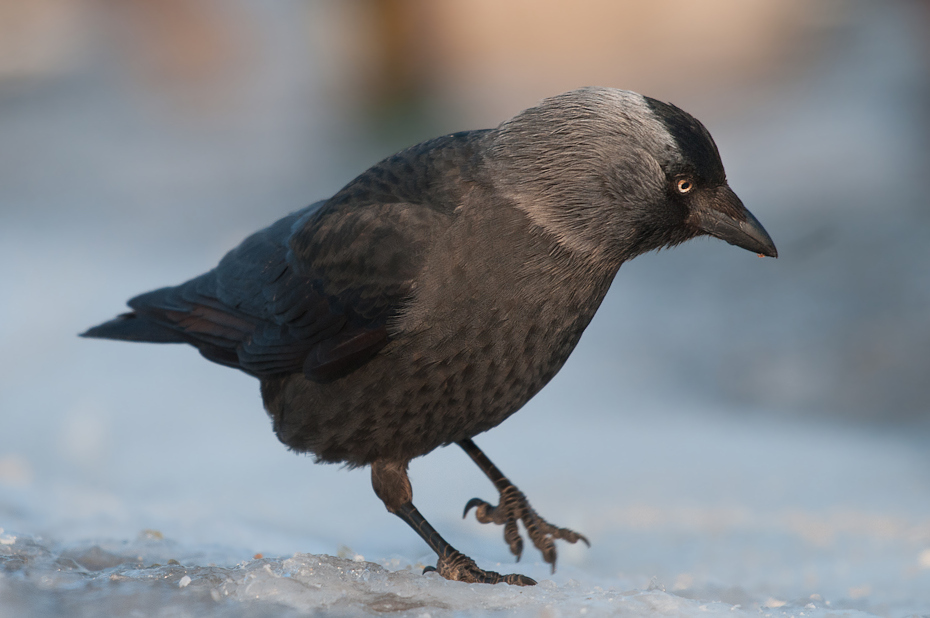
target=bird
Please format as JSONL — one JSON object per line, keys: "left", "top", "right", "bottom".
{"left": 83, "top": 87, "right": 777, "bottom": 586}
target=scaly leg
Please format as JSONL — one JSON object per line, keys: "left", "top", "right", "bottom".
{"left": 371, "top": 460, "right": 535, "bottom": 586}
{"left": 458, "top": 438, "right": 589, "bottom": 572}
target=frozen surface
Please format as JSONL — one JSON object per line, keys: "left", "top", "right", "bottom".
{"left": 2, "top": 2, "right": 930, "bottom": 616}
{"left": 0, "top": 543, "right": 885, "bottom": 618}
{"left": 0, "top": 551, "right": 895, "bottom": 618}
{"left": 2, "top": 408, "right": 929, "bottom": 616}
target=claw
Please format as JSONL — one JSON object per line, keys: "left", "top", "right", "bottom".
{"left": 462, "top": 485, "right": 589, "bottom": 572}
{"left": 543, "top": 546, "right": 557, "bottom": 570}
{"left": 463, "top": 497, "right": 484, "bottom": 518}
{"left": 422, "top": 565, "right": 437, "bottom": 574}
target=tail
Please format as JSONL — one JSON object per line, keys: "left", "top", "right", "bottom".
{"left": 80, "top": 277, "right": 249, "bottom": 371}
{"left": 80, "top": 312, "right": 187, "bottom": 343}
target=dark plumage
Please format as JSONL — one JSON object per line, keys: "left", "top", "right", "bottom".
{"left": 83, "top": 87, "right": 776, "bottom": 585}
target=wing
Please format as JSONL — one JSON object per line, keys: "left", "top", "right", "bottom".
{"left": 84, "top": 130, "right": 489, "bottom": 381}
{"left": 123, "top": 198, "right": 448, "bottom": 381}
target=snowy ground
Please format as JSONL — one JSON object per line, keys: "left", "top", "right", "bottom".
{"left": 2, "top": 2, "right": 929, "bottom": 616}
{"left": 2, "top": 405, "right": 929, "bottom": 616}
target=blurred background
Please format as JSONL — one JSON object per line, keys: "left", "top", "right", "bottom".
{"left": 1, "top": 0, "right": 929, "bottom": 612}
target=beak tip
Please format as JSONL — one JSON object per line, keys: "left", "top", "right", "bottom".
{"left": 758, "top": 243, "right": 778, "bottom": 259}
{"left": 714, "top": 222, "right": 777, "bottom": 259}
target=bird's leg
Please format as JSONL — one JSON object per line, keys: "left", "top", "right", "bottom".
{"left": 370, "top": 460, "right": 535, "bottom": 586}
{"left": 458, "top": 438, "right": 589, "bottom": 572}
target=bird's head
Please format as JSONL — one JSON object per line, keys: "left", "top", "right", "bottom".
{"left": 490, "top": 87, "right": 777, "bottom": 266}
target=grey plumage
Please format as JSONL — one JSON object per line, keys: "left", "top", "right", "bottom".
{"left": 83, "top": 87, "right": 776, "bottom": 585}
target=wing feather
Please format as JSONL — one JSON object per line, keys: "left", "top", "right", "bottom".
{"left": 85, "top": 130, "right": 490, "bottom": 380}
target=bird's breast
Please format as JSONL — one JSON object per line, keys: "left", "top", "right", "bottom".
{"left": 383, "top": 205, "right": 615, "bottom": 446}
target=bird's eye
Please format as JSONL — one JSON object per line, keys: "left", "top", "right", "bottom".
{"left": 676, "top": 178, "right": 694, "bottom": 194}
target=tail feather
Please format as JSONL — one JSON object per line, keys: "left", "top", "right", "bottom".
{"left": 80, "top": 313, "right": 187, "bottom": 343}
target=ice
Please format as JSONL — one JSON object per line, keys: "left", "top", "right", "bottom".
{"left": 0, "top": 537, "right": 885, "bottom": 617}
{"left": 1, "top": 407, "right": 928, "bottom": 616}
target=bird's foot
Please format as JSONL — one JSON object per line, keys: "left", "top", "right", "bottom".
{"left": 424, "top": 549, "right": 536, "bottom": 586}
{"left": 463, "top": 485, "right": 589, "bottom": 572}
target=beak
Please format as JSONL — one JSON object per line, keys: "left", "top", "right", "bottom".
{"left": 692, "top": 185, "right": 778, "bottom": 258}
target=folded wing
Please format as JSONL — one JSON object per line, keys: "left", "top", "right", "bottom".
{"left": 83, "top": 130, "right": 487, "bottom": 381}
{"left": 83, "top": 199, "right": 446, "bottom": 382}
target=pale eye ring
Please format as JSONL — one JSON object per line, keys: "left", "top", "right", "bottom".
{"left": 676, "top": 178, "right": 694, "bottom": 194}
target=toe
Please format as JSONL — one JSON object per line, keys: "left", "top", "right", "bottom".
{"left": 504, "top": 518, "right": 523, "bottom": 559}
{"left": 429, "top": 550, "right": 535, "bottom": 586}
{"left": 502, "top": 573, "right": 537, "bottom": 586}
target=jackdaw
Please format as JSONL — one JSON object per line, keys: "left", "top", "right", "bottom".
{"left": 83, "top": 87, "right": 777, "bottom": 585}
